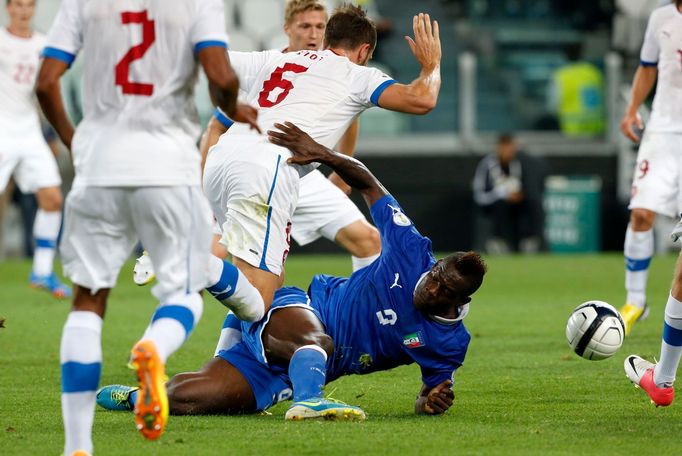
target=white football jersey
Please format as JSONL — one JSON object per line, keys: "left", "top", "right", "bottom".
{"left": 0, "top": 28, "right": 45, "bottom": 138}
{"left": 225, "top": 49, "right": 394, "bottom": 150}
{"left": 640, "top": 3, "right": 682, "bottom": 133}
{"left": 44, "top": 0, "right": 228, "bottom": 186}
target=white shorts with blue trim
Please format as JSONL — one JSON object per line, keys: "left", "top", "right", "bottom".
{"left": 203, "top": 138, "right": 299, "bottom": 275}
{"left": 291, "top": 169, "right": 366, "bottom": 246}
{"left": 0, "top": 133, "right": 61, "bottom": 193}
{"left": 60, "top": 186, "right": 212, "bottom": 299}
{"left": 629, "top": 132, "right": 682, "bottom": 218}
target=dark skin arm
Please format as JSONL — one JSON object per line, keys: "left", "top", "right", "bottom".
{"left": 35, "top": 57, "right": 74, "bottom": 150}
{"left": 268, "top": 121, "right": 388, "bottom": 207}
{"left": 415, "top": 379, "right": 454, "bottom": 415}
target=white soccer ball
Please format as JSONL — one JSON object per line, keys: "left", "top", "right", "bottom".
{"left": 566, "top": 300, "right": 625, "bottom": 360}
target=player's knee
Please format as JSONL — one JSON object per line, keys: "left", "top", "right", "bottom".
{"left": 630, "top": 209, "right": 656, "bottom": 231}
{"left": 295, "top": 332, "right": 334, "bottom": 359}
{"left": 339, "top": 223, "right": 381, "bottom": 257}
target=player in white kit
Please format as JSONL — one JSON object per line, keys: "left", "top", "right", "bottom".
{"left": 202, "top": 6, "right": 442, "bottom": 316}
{"left": 202, "top": 0, "right": 381, "bottom": 271}
{"left": 0, "top": 0, "right": 69, "bottom": 298}
{"left": 623, "top": 0, "right": 682, "bottom": 407}
{"left": 34, "top": 0, "right": 249, "bottom": 453}
{"left": 620, "top": 0, "right": 682, "bottom": 334}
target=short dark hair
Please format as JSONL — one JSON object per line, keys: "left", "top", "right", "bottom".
{"left": 324, "top": 3, "right": 377, "bottom": 52}
{"left": 447, "top": 251, "right": 487, "bottom": 298}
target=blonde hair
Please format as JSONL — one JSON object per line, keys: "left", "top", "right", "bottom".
{"left": 284, "top": 0, "right": 326, "bottom": 24}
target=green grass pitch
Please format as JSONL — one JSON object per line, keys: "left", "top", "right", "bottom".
{"left": 2, "top": 253, "right": 682, "bottom": 455}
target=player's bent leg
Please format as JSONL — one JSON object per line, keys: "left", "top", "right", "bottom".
{"left": 622, "top": 208, "right": 656, "bottom": 335}
{"left": 263, "top": 307, "right": 366, "bottom": 421}
{"left": 31, "top": 186, "right": 70, "bottom": 298}
{"left": 206, "top": 254, "right": 266, "bottom": 321}
{"left": 334, "top": 220, "right": 381, "bottom": 272}
{"left": 167, "top": 357, "right": 257, "bottom": 415}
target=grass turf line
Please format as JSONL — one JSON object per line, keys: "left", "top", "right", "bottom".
{"left": 1, "top": 254, "right": 681, "bottom": 455}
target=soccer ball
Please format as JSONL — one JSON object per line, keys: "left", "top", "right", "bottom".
{"left": 565, "top": 301, "right": 625, "bottom": 360}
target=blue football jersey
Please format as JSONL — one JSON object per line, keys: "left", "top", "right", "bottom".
{"left": 309, "top": 194, "right": 471, "bottom": 388}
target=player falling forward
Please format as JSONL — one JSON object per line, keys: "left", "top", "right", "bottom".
{"left": 624, "top": 218, "right": 682, "bottom": 407}
{"left": 132, "top": 0, "right": 381, "bottom": 288}
{"left": 0, "top": 0, "right": 69, "bottom": 298}
{"left": 97, "top": 122, "right": 486, "bottom": 420}
{"left": 35, "top": 0, "right": 252, "bottom": 453}
{"left": 200, "top": 7, "right": 442, "bottom": 321}
{"left": 619, "top": 0, "right": 682, "bottom": 335}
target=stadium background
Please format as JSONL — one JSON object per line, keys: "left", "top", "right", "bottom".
{"left": 0, "top": 0, "right": 657, "bottom": 258}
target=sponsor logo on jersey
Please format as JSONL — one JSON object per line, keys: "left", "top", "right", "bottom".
{"left": 403, "top": 331, "right": 425, "bottom": 348}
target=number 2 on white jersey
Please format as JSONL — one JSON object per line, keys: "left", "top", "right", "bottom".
{"left": 115, "top": 11, "right": 155, "bottom": 96}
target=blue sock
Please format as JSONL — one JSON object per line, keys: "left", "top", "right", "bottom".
{"left": 289, "top": 345, "right": 328, "bottom": 402}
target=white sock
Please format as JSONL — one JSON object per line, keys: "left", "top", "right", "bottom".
{"left": 624, "top": 225, "right": 653, "bottom": 308}
{"left": 206, "top": 255, "right": 264, "bottom": 322}
{"left": 214, "top": 312, "right": 243, "bottom": 356}
{"left": 32, "top": 209, "right": 61, "bottom": 276}
{"left": 60, "top": 311, "right": 102, "bottom": 456}
{"left": 144, "top": 291, "right": 203, "bottom": 363}
{"left": 351, "top": 253, "right": 380, "bottom": 272}
{"left": 654, "top": 293, "right": 682, "bottom": 386}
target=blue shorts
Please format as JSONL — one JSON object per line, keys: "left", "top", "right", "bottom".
{"left": 217, "top": 286, "right": 323, "bottom": 411}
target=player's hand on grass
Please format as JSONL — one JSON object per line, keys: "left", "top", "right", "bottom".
{"left": 405, "top": 13, "right": 441, "bottom": 73}
{"left": 620, "top": 110, "right": 643, "bottom": 143}
{"left": 416, "top": 380, "right": 454, "bottom": 415}
{"left": 232, "top": 103, "right": 261, "bottom": 133}
{"left": 268, "top": 122, "right": 329, "bottom": 165}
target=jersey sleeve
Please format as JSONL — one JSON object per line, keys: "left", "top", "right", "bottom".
{"left": 640, "top": 8, "right": 661, "bottom": 66}
{"left": 191, "top": 0, "right": 229, "bottom": 54}
{"left": 42, "top": 0, "right": 82, "bottom": 67}
{"left": 350, "top": 66, "right": 396, "bottom": 108}
{"left": 412, "top": 325, "right": 470, "bottom": 388}
{"left": 369, "top": 194, "right": 432, "bottom": 265}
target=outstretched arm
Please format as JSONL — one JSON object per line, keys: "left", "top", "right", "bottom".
{"left": 268, "top": 122, "right": 388, "bottom": 207}
{"left": 35, "top": 58, "right": 74, "bottom": 150}
{"left": 415, "top": 380, "right": 454, "bottom": 415}
{"left": 376, "top": 13, "right": 441, "bottom": 115}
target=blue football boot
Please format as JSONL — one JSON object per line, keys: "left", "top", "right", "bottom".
{"left": 29, "top": 272, "right": 72, "bottom": 299}
{"left": 96, "top": 385, "right": 137, "bottom": 411}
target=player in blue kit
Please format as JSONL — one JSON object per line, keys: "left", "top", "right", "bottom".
{"left": 97, "top": 122, "right": 486, "bottom": 420}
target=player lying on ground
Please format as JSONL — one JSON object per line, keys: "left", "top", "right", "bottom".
{"left": 97, "top": 122, "right": 486, "bottom": 420}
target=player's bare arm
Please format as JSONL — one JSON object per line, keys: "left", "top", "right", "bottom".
{"left": 376, "top": 13, "right": 441, "bottom": 115}
{"left": 35, "top": 58, "right": 74, "bottom": 150}
{"left": 269, "top": 121, "right": 387, "bottom": 206}
{"left": 415, "top": 380, "right": 454, "bottom": 415}
{"left": 620, "top": 65, "right": 657, "bottom": 143}
{"left": 328, "top": 118, "right": 360, "bottom": 195}
{"left": 199, "top": 115, "right": 229, "bottom": 173}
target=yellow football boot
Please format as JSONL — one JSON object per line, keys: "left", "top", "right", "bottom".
{"left": 620, "top": 303, "right": 649, "bottom": 336}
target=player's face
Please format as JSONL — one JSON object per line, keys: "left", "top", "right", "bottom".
{"left": 7, "top": 0, "right": 35, "bottom": 27}
{"left": 284, "top": 9, "right": 326, "bottom": 51}
{"left": 413, "top": 259, "right": 470, "bottom": 317}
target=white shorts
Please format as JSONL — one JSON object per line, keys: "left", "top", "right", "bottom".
{"left": 60, "top": 186, "right": 213, "bottom": 300}
{"left": 629, "top": 132, "right": 682, "bottom": 218}
{"left": 291, "top": 169, "right": 366, "bottom": 246}
{"left": 0, "top": 134, "right": 61, "bottom": 193}
{"left": 203, "top": 141, "right": 299, "bottom": 276}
